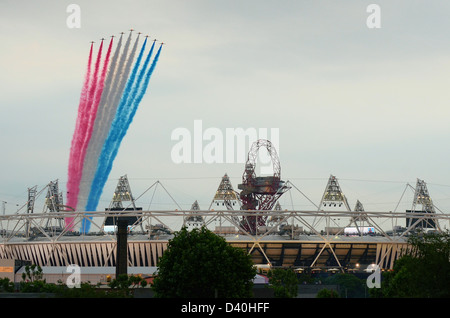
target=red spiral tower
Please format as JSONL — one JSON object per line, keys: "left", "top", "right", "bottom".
{"left": 238, "top": 139, "right": 288, "bottom": 235}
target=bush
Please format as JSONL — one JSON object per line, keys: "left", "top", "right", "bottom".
{"left": 267, "top": 269, "right": 298, "bottom": 298}
{"left": 316, "top": 288, "right": 339, "bottom": 298}
{"left": 375, "top": 231, "right": 450, "bottom": 298}
{"left": 0, "top": 277, "right": 14, "bottom": 292}
{"left": 152, "top": 227, "right": 256, "bottom": 298}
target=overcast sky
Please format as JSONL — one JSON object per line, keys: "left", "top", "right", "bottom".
{"left": 1, "top": 0, "right": 450, "bottom": 218}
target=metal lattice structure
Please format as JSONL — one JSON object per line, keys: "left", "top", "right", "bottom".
{"left": 209, "top": 173, "right": 240, "bottom": 210}
{"left": 184, "top": 200, "right": 205, "bottom": 228}
{"left": 351, "top": 200, "right": 368, "bottom": 223}
{"left": 238, "top": 139, "right": 289, "bottom": 234}
{"left": 412, "top": 179, "right": 435, "bottom": 213}
{"left": 103, "top": 175, "right": 143, "bottom": 232}
{"left": 319, "top": 175, "right": 351, "bottom": 211}
{"left": 0, "top": 175, "right": 449, "bottom": 273}
{"left": 406, "top": 179, "right": 439, "bottom": 230}
{"left": 109, "top": 175, "right": 136, "bottom": 210}
{"left": 1, "top": 208, "right": 449, "bottom": 270}
{"left": 43, "top": 180, "right": 65, "bottom": 231}
{"left": 27, "top": 186, "right": 37, "bottom": 214}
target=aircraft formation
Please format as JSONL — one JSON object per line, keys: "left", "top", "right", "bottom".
{"left": 90, "top": 28, "right": 165, "bottom": 46}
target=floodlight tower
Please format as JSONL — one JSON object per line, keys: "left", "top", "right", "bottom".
{"left": 318, "top": 175, "right": 351, "bottom": 211}
{"left": 209, "top": 173, "right": 240, "bottom": 210}
{"left": 352, "top": 200, "right": 368, "bottom": 222}
{"left": 103, "top": 175, "right": 143, "bottom": 232}
{"left": 185, "top": 200, "right": 205, "bottom": 228}
{"left": 27, "top": 186, "right": 37, "bottom": 214}
{"left": 412, "top": 179, "right": 435, "bottom": 214}
{"left": 238, "top": 139, "right": 288, "bottom": 235}
{"left": 408, "top": 179, "right": 438, "bottom": 230}
{"left": 109, "top": 175, "right": 136, "bottom": 210}
{"left": 43, "top": 180, "right": 64, "bottom": 230}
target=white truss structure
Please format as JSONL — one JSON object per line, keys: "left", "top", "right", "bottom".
{"left": 0, "top": 208, "right": 449, "bottom": 271}
{"left": 109, "top": 175, "right": 137, "bottom": 210}
{"left": 209, "top": 173, "right": 240, "bottom": 210}
{"left": 184, "top": 200, "right": 205, "bottom": 228}
{"left": 1, "top": 176, "right": 449, "bottom": 272}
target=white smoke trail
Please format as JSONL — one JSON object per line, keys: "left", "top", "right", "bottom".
{"left": 81, "top": 34, "right": 141, "bottom": 230}
{"left": 75, "top": 36, "right": 124, "bottom": 211}
{"left": 75, "top": 34, "right": 135, "bottom": 211}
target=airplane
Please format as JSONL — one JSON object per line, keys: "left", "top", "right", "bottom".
{"left": 138, "top": 32, "right": 142, "bottom": 35}
{"left": 90, "top": 41, "right": 95, "bottom": 44}
{"left": 100, "top": 38, "right": 105, "bottom": 41}
{"left": 144, "top": 35, "right": 149, "bottom": 38}
{"left": 129, "top": 28, "right": 134, "bottom": 32}
{"left": 111, "top": 35, "right": 115, "bottom": 38}
{"left": 153, "top": 39, "right": 157, "bottom": 42}
{"left": 161, "top": 42, "right": 165, "bottom": 45}
{"left": 120, "top": 32, "right": 124, "bottom": 35}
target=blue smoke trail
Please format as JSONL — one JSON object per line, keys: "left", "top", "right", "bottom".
{"left": 77, "top": 34, "right": 124, "bottom": 212}
{"left": 99, "top": 43, "right": 161, "bottom": 196}
{"left": 125, "top": 43, "right": 162, "bottom": 132}
{"left": 109, "top": 40, "right": 156, "bottom": 160}
{"left": 81, "top": 38, "right": 146, "bottom": 232}
{"left": 82, "top": 40, "right": 163, "bottom": 233}
{"left": 103, "top": 38, "right": 148, "bottom": 166}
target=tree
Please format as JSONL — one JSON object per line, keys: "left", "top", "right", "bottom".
{"left": 152, "top": 226, "right": 256, "bottom": 298}
{"left": 21, "top": 264, "right": 43, "bottom": 282}
{"left": 375, "top": 231, "right": 450, "bottom": 298}
{"left": 0, "top": 277, "right": 14, "bottom": 292}
{"left": 323, "top": 273, "right": 365, "bottom": 298}
{"left": 267, "top": 268, "right": 298, "bottom": 298}
{"left": 108, "top": 274, "right": 148, "bottom": 297}
{"left": 19, "top": 264, "right": 54, "bottom": 293}
{"left": 316, "top": 288, "right": 339, "bottom": 298}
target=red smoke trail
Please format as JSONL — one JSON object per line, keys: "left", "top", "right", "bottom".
{"left": 67, "top": 43, "right": 93, "bottom": 219}
{"left": 79, "top": 39, "right": 113, "bottom": 189}
{"left": 66, "top": 41, "right": 105, "bottom": 230}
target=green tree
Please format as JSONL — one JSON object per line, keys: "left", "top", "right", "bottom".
{"left": 267, "top": 268, "right": 298, "bottom": 298}
{"left": 54, "top": 282, "right": 108, "bottom": 298}
{"left": 108, "top": 274, "right": 148, "bottom": 297}
{"left": 376, "top": 231, "right": 450, "bottom": 298}
{"left": 19, "top": 264, "right": 56, "bottom": 293}
{"left": 152, "top": 226, "right": 256, "bottom": 298}
{"left": 316, "top": 288, "right": 339, "bottom": 298}
{"left": 0, "top": 277, "right": 14, "bottom": 292}
{"left": 323, "top": 273, "right": 365, "bottom": 298}
{"left": 21, "top": 264, "right": 43, "bottom": 282}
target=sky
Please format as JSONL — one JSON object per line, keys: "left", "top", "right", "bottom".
{"left": 1, "top": 0, "right": 450, "bottom": 221}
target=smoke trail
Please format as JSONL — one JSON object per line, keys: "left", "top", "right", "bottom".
{"left": 127, "top": 43, "right": 162, "bottom": 124}
{"left": 77, "top": 32, "right": 135, "bottom": 214}
{"left": 67, "top": 41, "right": 103, "bottom": 211}
{"left": 82, "top": 38, "right": 113, "bottom": 158}
{"left": 75, "top": 37, "right": 115, "bottom": 212}
{"left": 84, "top": 43, "right": 162, "bottom": 223}
{"left": 76, "top": 35, "right": 124, "bottom": 212}
{"left": 66, "top": 43, "right": 93, "bottom": 215}
{"left": 102, "top": 37, "right": 149, "bottom": 166}
{"left": 83, "top": 36, "right": 146, "bottom": 214}
{"left": 108, "top": 41, "right": 157, "bottom": 163}
{"left": 108, "top": 43, "right": 162, "bottom": 172}
{"left": 102, "top": 43, "right": 162, "bottom": 187}
{"left": 81, "top": 34, "right": 142, "bottom": 232}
